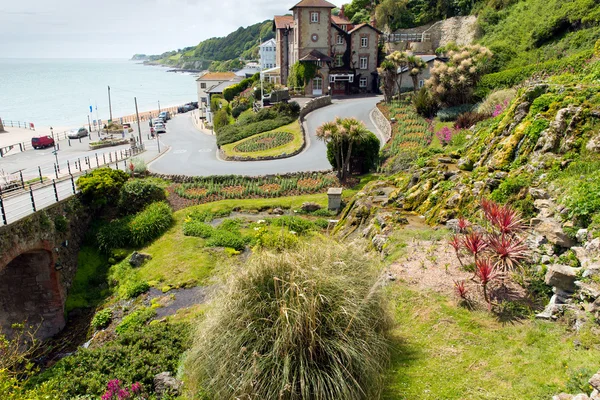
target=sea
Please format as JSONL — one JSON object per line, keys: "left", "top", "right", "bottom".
{"left": 0, "top": 58, "right": 198, "bottom": 128}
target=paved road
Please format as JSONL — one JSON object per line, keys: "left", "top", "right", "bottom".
{"left": 149, "top": 96, "right": 382, "bottom": 176}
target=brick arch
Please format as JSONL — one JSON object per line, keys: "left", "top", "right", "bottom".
{"left": 0, "top": 242, "right": 65, "bottom": 340}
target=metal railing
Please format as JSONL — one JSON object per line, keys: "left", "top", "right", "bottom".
{"left": 386, "top": 33, "right": 431, "bottom": 43}
{"left": 0, "top": 144, "right": 145, "bottom": 226}
{"left": 0, "top": 120, "right": 35, "bottom": 130}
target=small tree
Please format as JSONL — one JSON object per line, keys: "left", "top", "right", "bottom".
{"left": 377, "top": 60, "right": 397, "bottom": 103}
{"left": 426, "top": 44, "right": 493, "bottom": 106}
{"left": 213, "top": 109, "right": 230, "bottom": 131}
{"left": 406, "top": 55, "right": 427, "bottom": 92}
{"left": 386, "top": 51, "right": 408, "bottom": 96}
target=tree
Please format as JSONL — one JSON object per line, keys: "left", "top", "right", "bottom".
{"left": 386, "top": 51, "right": 408, "bottom": 96}
{"left": 374, "top": 0, "right": 410, "bottom": 31}
{"left": 316, "top": 117, "right": 370, "bottom": 181}
{"left": 377, "top": 60, "right": 397, "bottom": 103}
{"left": 426, "top": 44, "right": 493, "bottom": 106}
{"left": 327, "top": 132, "right": 380, "bottom": 173}
{"left": 213, "top": 109, "right": 230, "bottom": 131}
{"left": 406, "top": 55, "right": 428, "bottom": 92}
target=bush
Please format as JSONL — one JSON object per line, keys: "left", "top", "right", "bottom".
{"left": 96, "top": 217, "right": 133, "bottom": 253}
{"left": 326, "top": 131, "right": 380, "bottom": 173}
{"left": 77, "top": 168, "right": 129, "bottom": 207}
{"left": 254, "top": 228, "right": 299, "bottom": 251}
{"left": 205, "top": 229, "right": 247, "bottom": 251}
{"left": 454, "top": 111, "right": 492, "bottom": 129}
{"left": 477, "top": 88, "right": 517, "bottom": 115}
{"left": 213, "top": 109, "right": 230, "bottom": 131}
{"left": 118, "top": 179, "right": 166, "bottom": 215}
{"left": 269, "top": 215, "right": 316, "bottom": 234}
{"left": 128, "top": 202, "right": 173, "bottom": 247}
{"left": 437, "top": 104, "right": 476, "bottom": 122}
{"left": 231, "top": 104, "right": 249, "bottom": 119}
{"left": 128, "top": 157, "right": 147, "bottom": 175}
{"left": 124, "top": 281, "right": 150, "bottom": 299}
{"left": 91, "top": 308, "right": 112, "bottom": 330}
{"left": 185, "top": 241, "right": 390, "bottom": 399}
{"left": 183, "top": 220, "right": 215, "bottom": 238}
{"left": 115, "top": 307, "right": 156, "bottom": 335}
{"left": 216, "top": 116, "right": 296, "bottom": 146}
{"left": 490, "top": 174, "right": 532, "bottom": 203}
{"left": 31, "top": 322, "right": 190, "bottom": 397}
{"left": 413, "top": 87, "right": 439, "bottom": 118}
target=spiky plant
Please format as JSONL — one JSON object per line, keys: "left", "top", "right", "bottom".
{"left": 462, "top": 231, "right": 487, "bottom": 262}
{"left": 454, "top": 280, "right": 469, "bottom": 300}
{"left": 475, "top": 259, "right": 496, "bottom": 305}
{"left": 487, "top": 234, "right": 529, "bottom": 275}
{"left": 457, "top": 217, "right": 471, "bottom": 233}
{"left": 185, "top": 240, "right": 390, "bottom": 400}
{"left": 449, "top": 235, "right": 464, "bottom": 266}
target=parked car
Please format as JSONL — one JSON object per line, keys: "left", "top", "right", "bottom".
{"left": 153, "top": 117, "right": 165, "bottom": 124}
{"left": 67, "top": 127, "right": 89, "bottom": 139}
{"left": 158, "top": 111, "right": 170, "bottom": 121}
{"left": 154, "top": 123, "right": 167, "bottom": 134}
{"left": 262, "top": 89, "right": 290, "bottom": 106}
{"left": 31, "top": 135, "right": 55, "bottom": 149}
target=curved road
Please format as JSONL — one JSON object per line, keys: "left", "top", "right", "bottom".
{"left": 149, "top": 96, "right": 382, "bottom": 176}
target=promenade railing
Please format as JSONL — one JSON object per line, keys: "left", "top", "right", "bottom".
{"left": 0, "top": 144, "right": 145, "bottom": 226}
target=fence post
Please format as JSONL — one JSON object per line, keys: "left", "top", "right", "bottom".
{"left": 19, "top": 143, "right": 23, "bottom": 152}
{"left": 103, "top": 153, "right": 106, "bottom": 164}
{"left": 38, "top": 166, "right": 43, "bottom": 183}
{"left": 19, "top": 171, "right": 25, "bottom": 189}
{"left": 67, "top": 160, "right": 71, "bottom": 174}
{"left": 54, "top": 163, "right": 59, "bottom": 179}
{"left": 109, "top": 152, "right": 112, "bottom": 163}
{"left": 68, "top": 139, "right": 71, "bottom": 147}
{"left": 70, "top": 174, "right": 76, "bottom": 194}
{"left": 96, "top": 153, "right": 99, "bottom": 167}
{"left": 77, "top": 158, "right": 81, "bottom": 171}
{"left": 52, "top": 179, "right": 59, "bottom": 202}
{"left": 29, "top": 187, "right": 36, "bottom": 212}
{"left": 0, "top": 197, "right": 6, "bottom": 225}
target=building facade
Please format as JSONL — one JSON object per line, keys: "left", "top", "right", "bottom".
{"left": 196, "top": 72, "right": 238, "bottom": 107}
{"left": 259, "top": 39, "right": 277, "bottom": 70}
{"left": 273, "top": 0, "right": 382, "bottom": 96}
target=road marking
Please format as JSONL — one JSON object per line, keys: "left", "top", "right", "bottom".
{"left": 173, "top": 149, "right": 187, "bottom": 154}
{"left": 198, "top": 149, "right": 212, "bottom": 153}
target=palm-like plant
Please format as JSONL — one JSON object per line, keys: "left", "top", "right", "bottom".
{"left": 339, "top": 117, "right": 370, "bottom": 179}
{"left": 475, "top": 258, "right": 496, "bottom": 306}
{"left": 462, "top": 231, "right": 487, "bottom": 262}
{"left": 377, "top": 60, "right": 397, "bottom": 103}
{"left": 386, "top": 51, "right": 408, "bottom": 96}
{"left": 487, "top": 234, "right": 529, "bottom": 275}
{"left": 406, "top": 55, "right": 427, "bottom": 93}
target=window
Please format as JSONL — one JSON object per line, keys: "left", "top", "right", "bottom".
{"left": 359, "top": 77, "right": 368, "bottom": 88}
{"left": 200, "top": 82, "right": 207, "bottom": 89}
{"left": 316, "top": 60, "right": 322, "bottom": 67}
{"left": 419, "top": 80, "right": 424, "bottom": 88}
{"left": 359, "top": 57, "right": 368, "bottom": 70}
{"left": 361, "top": 37, "right": 368, "bottom": 48}
{"left": 335, "top": 54, "right": 343, "bottom": 67}
{"left": 313, "top": 77, "right": 322, "bottom": 90}
{"left": 310, "top": 12, "right": 319, "bottom": 23}
{"left": 337, "top": 35, "right": 343, "bottom": 45}
{"left": 341, "top": 24, "right": 347, "bottom": 31}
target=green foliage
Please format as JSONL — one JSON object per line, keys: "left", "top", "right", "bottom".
{"left": 454, "top": 111, "right": 492, "bottom": 129}
{"left": 115, "top": 307, "right": 156, "bottom": 335}
{"left": 234, "top": 131, "right": 294, "bottom": 153}
{"left": 124, "top": 281, "right": 150, "bottom": 299}
{"left": 205, "top": 229, "right": 248, "bottom": 251}
{"left": 65, "top": 246, "right": 110, "bottom": 311}
{"left": 216, "top": 116, "right": 295, "bottom": 146}
{"left": 437, "top": 104, "right": 476, "bottom": 122}
{"left": 91, "top": 308, "right": 112, "bottom": 330}
{"left": 268, "top": 215, "right": 316, "bottom": 234}
{"left": 30, "top": 322, "right": 190, "bottom": 398}
{"left": 213, "top": 109, "right": 230, "bottom": 131}
{"left": 254, "top": 227, "right": 300, "bottom": 251}
{"left": 53, "top": 215, "right": 68, "bottom": 233}
{"left": 118, "top": 179, "right": 166, "bottom": 215}
{"left": 0, "top": 369, "right": 66, "bottom": 400}
{"left": 524, "top": 119, "right": 550, "bottom": 142}
{"left": 222, "top": 75, "right": 257, "bottom": 102}
{"left": 287, "top": 61, "right": 318, "bottom": 88}
{"left": 96, "top": 217, "right": 133, "bottom": 253}
{"left": 490, "top": 174, "right": 532, "bottom": 204}
{"left": 77, "top": 168, "right": 129, "bottom": 207}
{"left": 413, "top": 87, "right": 439, "bottom": 118}
{"left": 128, "top": 202, "right": 174, "bottom": 247}
{"left": 182, "top": 220, "right": 215, "bottom": 238}
{"left": 185, "top": 241, "right": 390, "bottom": 399}
{"left": 326, "top": 132, "right": 380, "bottom": 173}
{"left": 556, "top": 157, "right": 600, "bottom": 227}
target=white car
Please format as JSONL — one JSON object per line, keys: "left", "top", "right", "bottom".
{"left": 68, "top": 127, "right": 89, "bottom": 139}
{"left": 154, "top": 122, "right": 167, "bottom": 134}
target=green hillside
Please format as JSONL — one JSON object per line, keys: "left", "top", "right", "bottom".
{"left": 141, "top": 20, "right": 274, "bottom": 71}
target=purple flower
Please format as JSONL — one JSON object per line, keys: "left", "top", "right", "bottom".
{"left": 117, "top": 388, "right": 131, "bottom": 399}
{"left": 107, "top": 379, "right": 121, "bottom": 392}
{"left": 436, "top": 126, "right": 455, "bottom": 145}
{"left": 131, "top": 382, "right": 142, "bottom": 394}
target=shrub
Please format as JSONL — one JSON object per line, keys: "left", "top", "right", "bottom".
{"left": 96, "top": 217, "right": 133, "bottom": 253}
{"left": 77, "top": 168, "right": 129, "bottom": 207}
{"left": 477, "top": 88, "right": 517, "bottom": 115}
{"left": 185, "top": 241, "right": 390, "bottom": 399}
{"left": 115, "top": 307, "right": 156, "bottom": 335}
{"left": 124, "top": 281, "right": 150, "bottom": 299}
{"left": 91, "top": 308, "right": 112, "bottom": 330}
{"left": 490, "top": 174, "right": 532, "bottom": 204}
{"left": 118, "top": 179, "right": 166, "bottom": 215}
{"left": 183, "top": 220, "right": 215, "bottom": 238}
{"left": 454, "top": 111, "right": 492, "bottom": 129}
{"left": 30, "top": 322, "right": 190, "bottom": 397}
{"left": 205, "top": 229, "right": 247, "bottom": 251}
{"left": 216, "top": 116, "right": 296, "bottom": 146}
{"left": 254, "top": 227, "right": 300, "bottom": 251}
{"left": 326, "top": 131, "right": 380, "bottom": 173}
{"left": 213, "top": 109, "right": 230, "bottom": 131}
{"left": 53, "top": 215, "right": 68, "bottom": 233}
{"left": 437, "top": 104, "right": 476, "bottom": 122}
{"left": 128, "top": 202, "right": 173, "bottom": 247}
{"left": 231, "top": 104, "right": 249, "bottom": 119}
{"left": 128, "top": 157, "right": 147, "bottom": 175}
{"left": 413, "top": 87, "right": 439, "bottom": 117}
{"left": 269, "top": 215, "right": 316, "bottom": 234}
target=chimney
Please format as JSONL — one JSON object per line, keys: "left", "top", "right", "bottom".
{"left": 339, "top": 5, "right": 345, "bottom": 19}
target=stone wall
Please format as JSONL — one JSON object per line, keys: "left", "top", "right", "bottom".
{"left": 0, "top": 198, "right": 90, "bottom": 339}
{"left": 371, "top": 105, "right": 392, "bottom": 143}
{"left": 299, "top": 95, "right": 332, "bottom": 120}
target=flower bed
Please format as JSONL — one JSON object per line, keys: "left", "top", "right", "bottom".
{"left": 173, "top": 173, "right": 338, "bottom": 204}
{"left": 233, "top": 132, "right": 294, "bottom": 153}
{"left": 89, "top": 139, "right": 129, "bottom": 150}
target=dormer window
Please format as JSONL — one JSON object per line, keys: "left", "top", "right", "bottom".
{"left": 310, "top": 12, "right": 319, "bottom": 23}
{"left": 341, "top": 24, "right": 347, "bottom": 31}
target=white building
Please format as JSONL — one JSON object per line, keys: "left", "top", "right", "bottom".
{"left": 259, "top": 38, "right": 277, "bottom": 70}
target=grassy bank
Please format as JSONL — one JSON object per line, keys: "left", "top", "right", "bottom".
{"left": 221, "top": 121, "right": 304, "bottom": 160}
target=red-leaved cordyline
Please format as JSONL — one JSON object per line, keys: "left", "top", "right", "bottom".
{"left": 487, "top": 233, "right": 529, "bottom": 275}
{"left": 481, "top": 198, "right": 501, "bottom": 226}
{"left": 457, "top": 217, "right": 471, "bottom": 233}
{"left": 454, "top": 280, "right": 468, "bottom": 300}
{"left": 492, "top": 204, "right": 525, "bottom": 235}
{"left": 475, "top": 258, "right": 496, "bottom": 305}
{"left": 449, "top": 235, "right": 464, "bottom": 266}
{"left": 462, "top": 231, "right": 487, "bottom": 261}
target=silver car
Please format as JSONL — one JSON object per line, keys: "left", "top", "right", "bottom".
{"left": 154, "top": 122, "right": 167, "bottom": 134}
{"left": 68, "top": 127, "right": 89, "bottom": 139}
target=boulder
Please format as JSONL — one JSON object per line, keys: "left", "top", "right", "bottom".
{"left": 576, "top": 229, "right": 589, "bottom": 243}
{"left": 301, "top": 202, "right": 321, "bottom": 212}
{"left": 572, "top": 394, "right": 590, "bottom": 400}
{"left": 446, "top": 219, "right": 460, "bottom": 233}
{"left": 494, "top": 171, "right": 508, "bottom": 180}
{"left": 587, "top": 133, "right": 600, "bottom": 153}
{"left": 553, "top": 394, "right": 574, "bottom": 400}
{"left": 545, "top": 264, "right": 578, "bottom": 292}
{"left": 372, "top": 234, "right": 387, "bottom": 252}
{"left": 438, "top": 157, "right": 453, "bottom": 164}
{"left": 590, "top": 370, "right": 600, "bottom": 391}
{"left": 457, "top": 157, "right": 474, "bottom": 171}
{"left": 528, "top": 187, "right": 549, "bottom": 200}
{"left": 154, "top": 372, "right": 183, "bottom": 399}
{"left": 531, "top": 217, "right": 575, "bottom": 248}
{"left": 272, "top": 207, "right": 285, "bottom": 215}
{"left": 129, "top": 252, "right": 152, "bottom": 268}
{"left": 590, "top": 389, "right": 600, "bottom": 400}
{"left": 575, "top": 281, "right": 600, "bottom": 301}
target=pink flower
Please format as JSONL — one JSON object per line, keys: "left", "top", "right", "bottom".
{"left": 436, "top": 126, "right": 455, "bottom": 145}
{"left": 131, "top": 382, "right": 142, "bottom": 394}
{"left": 117, "top": 388, "right": 131, "bottom": 399}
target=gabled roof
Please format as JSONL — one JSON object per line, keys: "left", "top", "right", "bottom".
{"left": 348, "top": 23, "right": 383, "bottom": 35}
{"left": 290, "top": 0, "right": 336, "bottom": 10}
{"left": 197, "top": 72, "right": 237, "bottom": 81}
{"left": 331, "top": 15, "right": 351, "bottom": 26}
{"left": 260, "top": 38, "right": 276, "bottom": 47}
{"left": 397, "top": 55, "right": 438, "bottom": 74}
{"left": 207, "top": 78, "right": 243, "bottom": 94}
{"left": 299, "top": 49, "right": 333, "bottom": 62}
{"left": 274, "top": 15, "right": 294, "bottom": 30}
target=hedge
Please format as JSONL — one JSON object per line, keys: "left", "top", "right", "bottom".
{"left": 216, "top": 116, "right": 296, "bottom": 146}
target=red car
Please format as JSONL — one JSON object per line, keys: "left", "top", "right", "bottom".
{"left": 31, "top": 135, "right": 55, "bottom": 149}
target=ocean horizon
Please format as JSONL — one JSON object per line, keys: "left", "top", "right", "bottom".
{"left": 0, "top": 58, "right": 198, "bottom": 129}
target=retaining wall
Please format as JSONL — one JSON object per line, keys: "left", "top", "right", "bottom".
{"left": 371, "top": 105, "right": 392, "bottom": 143}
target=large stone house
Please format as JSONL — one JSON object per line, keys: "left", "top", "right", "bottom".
{"left": 273, "top": 0, "right": 382, "bottom": 96}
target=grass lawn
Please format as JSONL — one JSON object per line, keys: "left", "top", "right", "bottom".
{"left": 384, "top": 286, "right": 600, "bottom": 400}
{"left": 221, "top": 121, "right": 303, "bottom": 159}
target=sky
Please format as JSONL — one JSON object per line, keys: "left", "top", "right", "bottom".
{"left": 0, "top": 0, "right": 345, "bottom": 59}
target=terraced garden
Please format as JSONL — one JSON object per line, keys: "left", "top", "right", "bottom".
{"left": 221, "top": 121, "right": 304, "bottom": 160}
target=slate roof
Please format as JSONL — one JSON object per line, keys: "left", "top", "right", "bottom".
{"left": 299, "top": 49, "right": 333, "bottom": 62}
{"left": 274, "top": 15, "right": 294, "bottom": 29}
{"left": 397, "top": 55, "right": 439, "bottom": 73}
{"left": 348, "top": 23, "right": 383, "bottom": 35}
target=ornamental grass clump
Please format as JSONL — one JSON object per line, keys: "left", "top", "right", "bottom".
{"left": 185, "top": 240, "right": 391, "bottom": 400}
